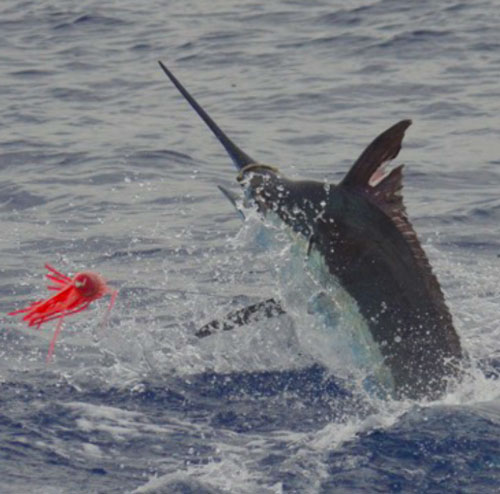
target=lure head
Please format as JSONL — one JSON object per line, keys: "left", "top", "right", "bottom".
{"left": 73, "top": 272, "right": 107, "bottom": 298}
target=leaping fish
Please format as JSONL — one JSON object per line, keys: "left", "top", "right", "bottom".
{"left": 158, "top": 61, "right": 462, "bottom": 400}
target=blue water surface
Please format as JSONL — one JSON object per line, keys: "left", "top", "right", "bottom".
{"left": 1, "top": 0, "right": 500, "bottom": 493}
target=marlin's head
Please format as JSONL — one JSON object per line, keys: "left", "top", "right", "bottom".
{"left": 157, "top": 61, "right": 304, "bottom": 218}
{"left": 237, "top": 164, "right": 283, "bottom": 211}
{"left": 157, "top": 60, "right": 335, "bottom": 232}
{"left": 236, "top": 163, "right": 331, "bottom": 241}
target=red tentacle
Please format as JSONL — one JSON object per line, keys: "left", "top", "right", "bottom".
{"left": 8, "top": 300, "right": 45, "bottom": 316}
{"left": 28, "top": 304, "right": 86, "bottom": 328}
{"left": 46, "top": 317, "right": 65, "bottom": 363}
{"left": 45, "top": 273, "right": 70, "bottom": 286}
{"left": 33, "top": 302, "right": 91, "bottom": 325}
{"left": 45, "top": 264, "right": 72, "bottom": 283}
{"left": 99, "top": 289, "right": 119, "bottom": 329}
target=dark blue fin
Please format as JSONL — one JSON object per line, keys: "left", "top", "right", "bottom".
{"left": 218, "top": 185, "right": 246, "bottom": 219}
{"left": 341, "top": 120, "right": 411, "bottom": 188}
{"left": 158, "top": 61, "right": 255, "bottom": 171}
{"left": 195, "top": 299, "right": 285, "bottom": 338}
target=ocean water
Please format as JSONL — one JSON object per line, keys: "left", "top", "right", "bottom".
{"left": 1, "top": 0, "right": 500, "bottom": 492}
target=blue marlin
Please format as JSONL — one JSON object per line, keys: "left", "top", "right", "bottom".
{"left": 158, "top": 61, "right": 462, "bottom": 400}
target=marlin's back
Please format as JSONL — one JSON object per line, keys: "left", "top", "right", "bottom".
{"left": 322, "top": 122, "right": 462, "bottom": 398}
{"left": 240, "top": 121, "right": 463, "bottom": 399}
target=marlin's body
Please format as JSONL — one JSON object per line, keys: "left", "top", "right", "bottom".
{"left": 158, "top": 61, "right": 462, "bottom": 400}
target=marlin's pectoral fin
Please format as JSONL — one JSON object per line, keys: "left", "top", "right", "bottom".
{"left": 218, "top": 185, "right": 246, "bottom": 220}
{"left": 195, "top": 298, "right": 285, "bottom": 338}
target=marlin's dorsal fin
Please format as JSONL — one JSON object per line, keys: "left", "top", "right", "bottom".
{"left": 339, "top": 119, "right": 412, "bottom": 243}
{"left": 370, "top": 164, "right": 406, "bottom": 220}
{"left": 339, "top": 119, "right": 413, "bottom": 231}
{"left": 158, "top": 61, "right": 256, "bottom": 171}
{"left": 341, "top": 120, "right": 411, "bottom": 188}
{"left": 341, "top": 123, "right": 449, "bottom": 317}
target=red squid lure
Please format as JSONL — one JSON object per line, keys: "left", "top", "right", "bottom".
{"left": 9, "top": 264, "right": 118, "bottom": 362}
